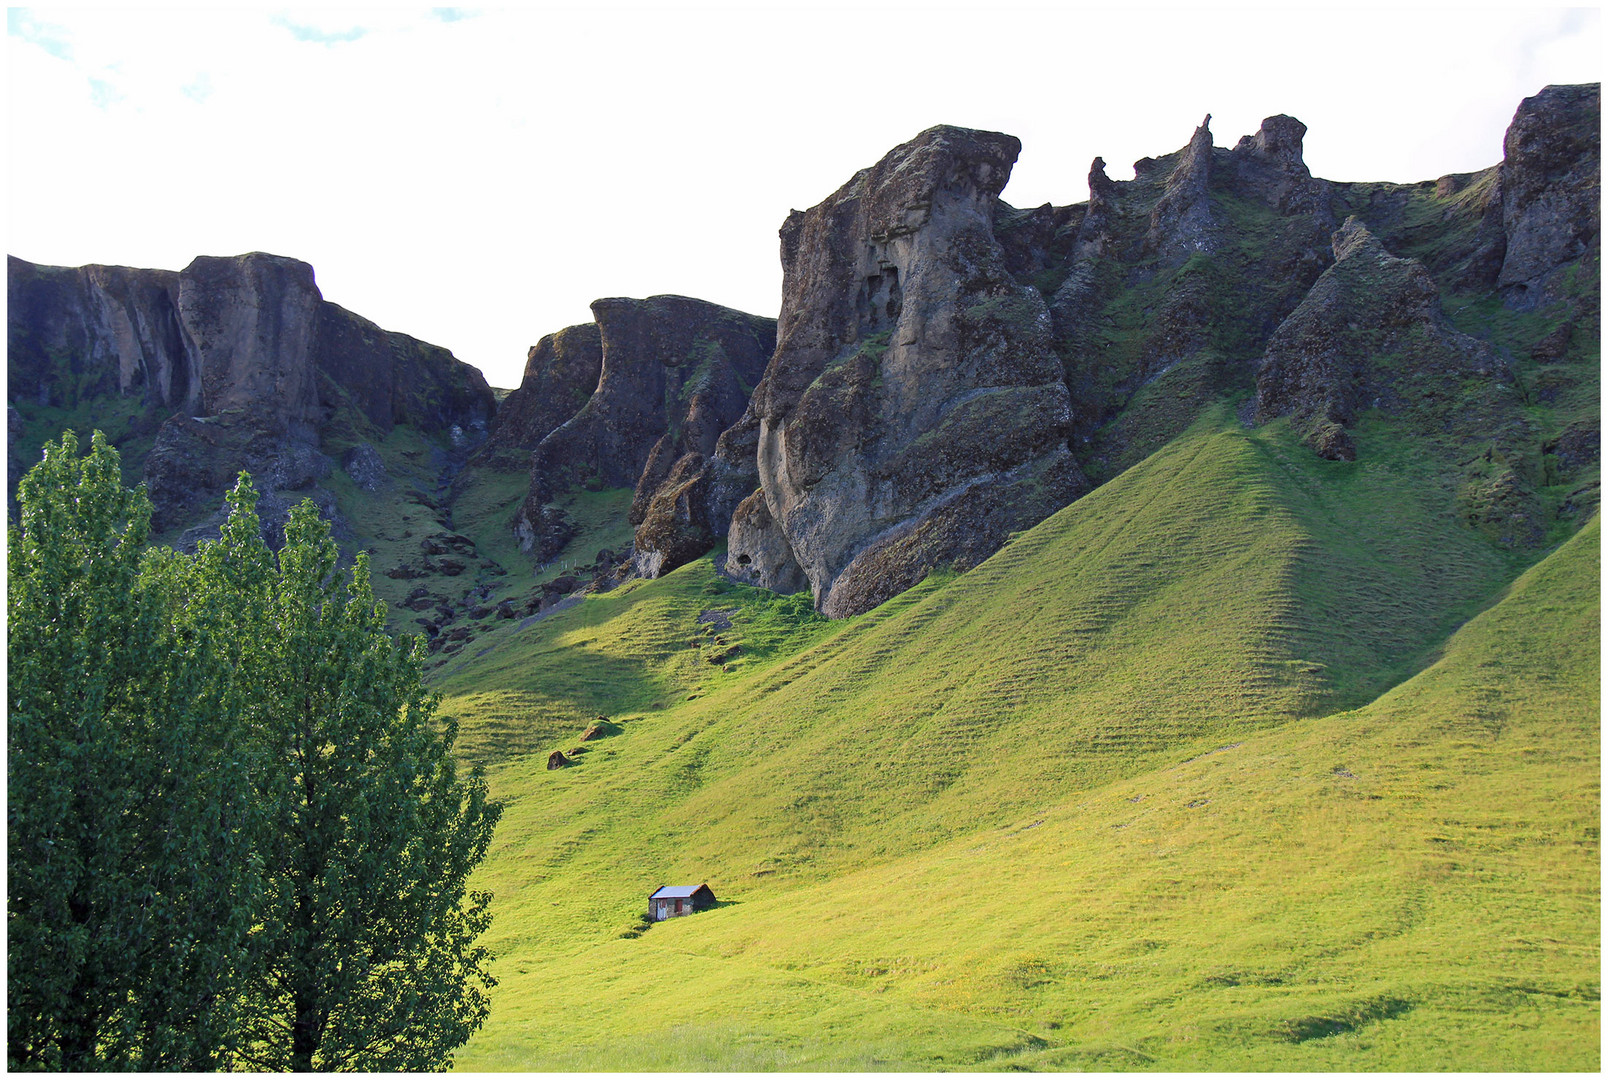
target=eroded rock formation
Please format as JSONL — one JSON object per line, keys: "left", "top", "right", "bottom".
{"left": 7, "top": 252, "right": 494, "bottom": 538}
{"left": 728, "top": 125, "right": 1088, "bottom": 616}
{"left": 1254, "top": 218, "right": 1540, "bottom": 543}
{"left": 510, "top": 295, "right": 774, "bottom": 567}
{"left": 8, "top": 257, "right": 196, "bottom": 415}
{"left": 13, "top": 83, "right": 1595, "bottom": 618}
{"left": 1497, "top": 83, "right": 1600, "bottom": 306}
{"left": 1144, "top": 115, "right": 1216, "bottom": 264}
{"left": 1255, "top": 218, "right": 1510, "bottom": 456}
{"left": 475, "top": 322, "right": 603, "bottom": 470}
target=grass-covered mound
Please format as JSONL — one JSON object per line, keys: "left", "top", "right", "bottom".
{"left": 441, "top": 412, "right": 1597, "bottom": 1070}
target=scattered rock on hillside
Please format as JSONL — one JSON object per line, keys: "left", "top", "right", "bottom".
{"left": 1308, "top": 421, "right": 1356, "bottom": 463}
{"left": 696, "top": 609, "right": 735, "bottom": 631}
{"left": 580, "top": 716, "right": 619, "bottom": 741}
{"left": 547, "top": 750, "right": 572, "bottom": 770}
{"left": 512, "top": 501, "right": 575, "bottom": 562}
{"left": 341, "top": 443, "right": 388, "bottom": 491}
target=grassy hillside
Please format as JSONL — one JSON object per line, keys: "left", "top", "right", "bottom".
{"left": 439, "top": 410, "right": 1597, "bottom": 1070}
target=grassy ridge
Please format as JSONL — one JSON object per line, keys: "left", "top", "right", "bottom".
{"left": 442, "top": 409, "right": 1595, "bottom": 1069}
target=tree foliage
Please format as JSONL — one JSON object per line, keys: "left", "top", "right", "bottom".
{"left": 8, "top": 431, "right": 259, "bottom": 1069}
{"left": 220, "top": 489, "right": 501, "bottom": 1071}
{"left": 7, "top": 433, "right": 501, "bottom": 1071}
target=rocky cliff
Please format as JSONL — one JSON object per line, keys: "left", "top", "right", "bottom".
{"left": 1498, "top": 83, "right": 1601, "bottom": 306}
{"left": 509, "top": 295, "right": 774, "bottom": 569}
{"left": 11, "top": 84, "right": 1597, "bottom": 632}
{"left": 1255, "top": 217, "right": 1544, "bottom": 544}
{"left": 1025, "top": 111, "right": 1339, "bottom": 479}
{"left": 1256, "top": 218, "right": 1489, "bottom": 458}
{"left": 8, "top": 252, "right": 495, "bottom": 538}
{"left": 9, "top": 257, "right": 194, "bottom": 415}
{"left": 492, "top": 85, "right": 1595, "bottom": 618}
{"left": 473, "top": 322, "right": 602, "bottom": 470}
{"left": 724, "top": 125, "right": 1088, "bottom": 617}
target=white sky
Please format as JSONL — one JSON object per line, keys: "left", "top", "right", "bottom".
{"left": 7, "top": 4, "right": 1601, "bottom": 389}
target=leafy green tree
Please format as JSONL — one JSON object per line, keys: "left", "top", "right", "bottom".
{"left": 9, "top": 437, "right": 501, "bottom": 1072}
{"left": 7, "top": 432, "right": 261, "bottom": 1070}
{"left": 210, "top": 486, "right": 502, "bottom": 1072}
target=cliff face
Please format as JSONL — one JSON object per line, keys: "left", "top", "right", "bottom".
{"left": 474, "top": 322, "right": 603, "bottom": 470}
{"left": 727, "top": 126, "right": 1088, "bottom": 617}
{"left": 1258, "top": 223, "right": 1512, "bottom": 420}
{"left": 1498, "top": 83, "right": 1601, "bottom": 306}
{"left": 7, "top": 252, "right": 494, "bottom": 537}
{"left": 509, "top": 295, "right": 774, "bottom": 567}
{"left": 8, "top": 257, "right": 194, "bottom": 415}
{"left": 1036, "top": 112, "right": 1338, "bottom": 478}
{"left": 501, "top": 85, "right": 1595, "bottom": 616}
{"left": 1253, "top": 217, "right": 1544, "bottom": 545}
{"left": 11, "top": 85, "right": 1597, "bottom": 629}
{"left": 177, "top": 254, "right": 324, "bottom": 433}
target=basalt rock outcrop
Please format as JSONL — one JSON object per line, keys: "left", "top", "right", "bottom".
{"left": 1255, "top": 217, "right": 1541, "bottom": 544}
{"left": 1042, "top": 113, "right": 1337, "bottom": 476}
{"left": 14, "top": 85, "right": 1595, "bottom": 624}
{"left": 1497, "top": 83, "right": 1600, "bottom": 307}
{"left": 726, "top": 125, "right": 1089, "bottom": 617}
{"left": 7, "top": 252, "right": 494, "bottom": 537}
{"left": 510, "top": 295, "right": 774, "bottom": 567}
{"left": 474, "top": 322, "right": 602, "bottom": 470}
{"left": 1143, "top": 115, "right": 1216, "bottom": 265}
{"left": 8, "top": 257, "right": 196, "bottom": 416}
{"left": 1255, "top": 218, "right": 1512, "bottom": 453}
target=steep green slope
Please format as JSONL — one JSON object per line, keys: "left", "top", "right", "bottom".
{"left": 441, "top": 409, "right": 1594, "bottom": 1069}
{"left": 467, "top": 517, "right": 1595, "bottom": 1070}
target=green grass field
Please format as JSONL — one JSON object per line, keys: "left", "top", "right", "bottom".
{"left": 436, "top": 411, "right": 1598, "bottom": 1070}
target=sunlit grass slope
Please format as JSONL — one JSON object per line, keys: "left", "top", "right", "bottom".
{"left": 465, "top": 518, "right": 1596, "bottom": 1071}
{"left": 443, "top": 410, "right": 1595, "bottom": 1070}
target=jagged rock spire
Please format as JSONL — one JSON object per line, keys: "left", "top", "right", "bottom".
{"left": 1144, "top": 114, "right": 1215, "bottom": 263}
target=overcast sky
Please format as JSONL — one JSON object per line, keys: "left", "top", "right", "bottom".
{"left": 8, "top": 4, "right": 1601, "bottom": 389}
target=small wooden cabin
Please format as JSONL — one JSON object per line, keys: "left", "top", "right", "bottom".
{"left": 648, "top": 883, "right": 716, "bottom": 922}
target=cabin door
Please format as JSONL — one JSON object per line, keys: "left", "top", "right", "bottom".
{"left": 656, "top": 902, "right": 667, "bottom": 921}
